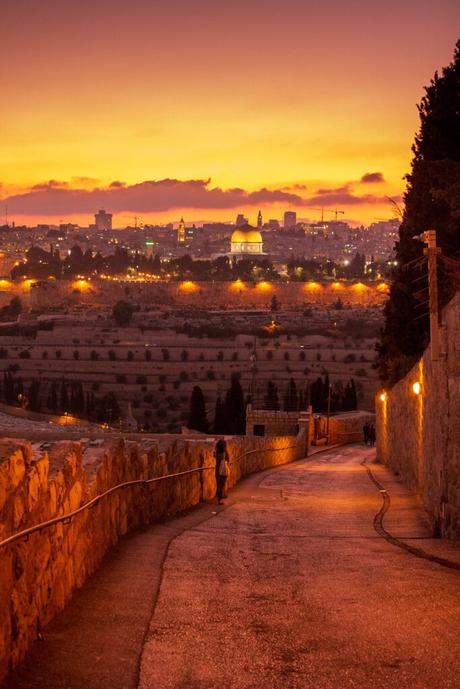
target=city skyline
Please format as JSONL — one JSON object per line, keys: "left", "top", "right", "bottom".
{"left": 1, "top": 0, "right": 459, "bottom": 226}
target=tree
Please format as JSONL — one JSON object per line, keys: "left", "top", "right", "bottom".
{"left": 283, "top": 378, "right": 298, "bottom": 411}
{"left": 213, "top": 397, "right": 226, "bottom": 433}
{"left": 224, "top": 376, "right": 246, "bottom": 435}
{"left": 28, "top": 379, "right": 41, "bottom": 412}
{"left": 270, "top": 295, "right": 280, "bottom": 312}
{"left": 264, "top": 381, "right": 279, "bottom": 410}
{"left": 188, "top": 386, "right": 208, "bottom": 432}
{"left": 112, "top": 300, "right": 134, "bottom": 327}
{"left": 59, "top": 379, "right": 69, "bottom": 412}
{"left": 378, "top": 40, "right": 460, "bottom": 384}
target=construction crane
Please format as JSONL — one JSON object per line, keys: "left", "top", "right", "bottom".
{"left": 311, "top": 208, "right": 344, "bottom": 222}
{"left": 123, "top": 216, "right": 143, "bottom": 229}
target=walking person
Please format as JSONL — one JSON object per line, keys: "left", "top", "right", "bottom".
{"left": 215, "top": 438, "right": 229, "bottom": 505}
{"left": 369, "top": 424, "right": 376, "bottom": 447}
{"left": 363, "top": 422, "right": 370, "bottom": 446}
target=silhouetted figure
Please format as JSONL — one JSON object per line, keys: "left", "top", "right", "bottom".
{"left": 215, "top": 438, "right": 229, "bottom": 505}
{"left": 369, "top": 424, "right": 376, "bottom": 447}
{"left": 363, "top": 422, "right": 370, "bottom": 446}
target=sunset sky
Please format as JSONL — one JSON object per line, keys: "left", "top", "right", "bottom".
{"left": 1, "top": 0, "right": 459, "bottom": 227}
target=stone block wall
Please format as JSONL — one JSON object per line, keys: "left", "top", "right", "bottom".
{"left": 376, "top": 291, "right": 460, "bottom": 539}
{"left": 0, "top": 430, "right": 306, "bottom": 681}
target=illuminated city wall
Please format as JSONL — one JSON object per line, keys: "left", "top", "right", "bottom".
{"left": 26, "top": 279, "right": 389, "bottom": 310}
{"left": 376, "top": 290, "right": 460, "bottom": 539}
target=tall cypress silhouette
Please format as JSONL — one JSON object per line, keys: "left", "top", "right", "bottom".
{"left": 378, "top": 40, "right": 460, "bottom": 384}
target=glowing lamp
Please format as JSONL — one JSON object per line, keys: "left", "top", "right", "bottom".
{"left": 379, "top": 392, "right": 387, "bottom": 402}
{"left": 412, "top": 381, "right": 421, "bottom": 395}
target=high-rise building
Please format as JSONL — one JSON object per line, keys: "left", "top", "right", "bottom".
{"left": 257, "top": 210, "right": 263, "bottom": 229}
{"left": 283, "top": 211, "right": 297, "bottom": 229}
{"left": 94, "top": 209, "right": 112, "bottom": 231}
{"left": 177, "top": 217, "right": 186, "bottom": 243}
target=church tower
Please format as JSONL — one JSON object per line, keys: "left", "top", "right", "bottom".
{"left": 177, "top": 217, "right": 186, "bottom": 243}
{"left": 257, "top": 210, "right": 262, "bottom": 230}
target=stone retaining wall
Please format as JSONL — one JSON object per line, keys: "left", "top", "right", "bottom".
{"left": 0, "top": 430, "right": 307, "bottom": 681}
{"left": 376, "top": 291, "right": 460, "bottom": 539}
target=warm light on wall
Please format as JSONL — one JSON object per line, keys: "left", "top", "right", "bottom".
{"left": 331, "top": 282, "right": 343, "bottom": 289}
{"left": 352, "top": 282, "right": 368, "bottom": 291}
{"left": 178, "top": 280, "right": 199, "bottom": 293}
{"left": 377, "top": 282, "right": 389, "bottom": 292}
{"left": 305, "top": 281, "right": 321, "bottom": 290}
{"left": 412, "top": 381, "right": 421, "bottom": 395}
{"left": 256, "top": 281, "right": 273, "bottom": 291}
{"left": 379, "top": 392, "right": 387, "bottom": 402}
{"left": 229, "top": 279, "right": 246, "bottom": 291}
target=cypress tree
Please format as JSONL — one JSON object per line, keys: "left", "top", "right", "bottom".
{"left": 378, "top": 40, "right": 460, "bottom": 384}
{"left": 224, "top": 376, "right": 246, "bottom": 435}
{"left": 264, "top": 381, "right": 280, "bottom": 410}
{"left": 213, "top": 396, "right": 226, "bottom": 434}
{"left": 188, "top": 385, "right": 208, "bottom": 432}
{"left": 283, "top": 378, "right": 298, "bottom": 412}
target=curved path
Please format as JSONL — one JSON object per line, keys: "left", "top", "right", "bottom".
{"left": 6, "top": 446, "right": 460, "bottom": 689}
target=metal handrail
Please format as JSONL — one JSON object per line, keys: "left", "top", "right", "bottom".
{"left": 0, "top": 441, "right": 301, "bottom": 549}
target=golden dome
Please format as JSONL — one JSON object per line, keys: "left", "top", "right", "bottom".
{"left": 231, "top": 228, "right": 263, "bottom": 244}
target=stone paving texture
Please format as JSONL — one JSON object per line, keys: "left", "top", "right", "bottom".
{"left": 5, "top": 445, "right": 460, "bottom": 689}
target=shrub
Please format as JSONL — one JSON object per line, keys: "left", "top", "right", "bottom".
{"left": 161, "top": 348, "right": 170, "bottom": 361}
{"left": 145, "top": 349, "right": 152, "bottom": 361}
{"left": 284, "top": 352, "right": 290, "bottom": 361}
{"left": 19, "top": 350, "right": 30, "bottom": 359}
{"left": 73, "top": 351, "right": 80, "bottom": 360}
{"left": 127, "top": 350, "right": 134, "bottom": 361}
{"left": 108, "top": 350, "right": 116, "bottom": 361}
{"left": 90, "top": 350, "right": 99, "bottom": 361}
{"left": 299, "top": 350, "right": 306, "bottom": 361}
{"left": 55, "top": 350, "right": 62, "bottom": 359}
{"left": 180, "top": 349, "right": 189, "bottom": 362}
{"left": 355, "top": 368, "right": 367, "bottom": 377}
{"left": 343, "top": 353, "right": 356, "bottom": 363}
{"left": 206, "top": 370, "right": 216, "bottom": 380}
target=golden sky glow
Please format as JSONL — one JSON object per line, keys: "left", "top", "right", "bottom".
{"left": 1, "top": 0, "right": 459, "bottom": 226}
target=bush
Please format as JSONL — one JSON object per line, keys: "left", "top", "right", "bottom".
{"left": 113, "top": 300, "right": 134, "bottom": 327}
{"left": 284, "top": 352, "right": 290, "bottom": 361}
{"left": 73, "top": 351, "right": 80, "bottom": 360}
{"left": 206, "top": 370, "right": 216, "bottom": 380}
{"left": 217, "top": 350, "right": 224, "bottom": 361}
{"left": 127, "top": 350, "right": 134, "bottom": 361}
{"left": 180, "top": 349, "right": 189, "bottom": 362}
{"left": 355, "top": 368, "right": 367, "bottom": 377}
{"left": 145, "top": 349, "right": 152, "bottom": 361}
{"left": 90, "top": 350, "right": 99, "bottom": 361}
{"left": 108, "top": 350, "right": 116, "bottom": 361}
{"left": 55, "top": 350, "right": 62, "bottom": 359}
{"left": 161, "top": 348, "right": 170, "bottom": 361}
{"left": 19, "top": 350, "right": 30, "bottom": 359}
{"left": 343, "top": 353, "right": 356, "bottom": 363}
{"left": 299, "top": 350, "right": 306, "bottom": 361}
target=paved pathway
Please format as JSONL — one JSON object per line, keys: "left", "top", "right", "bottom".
{"left": 5, "top": 446, "right": 460, "bottom": 689}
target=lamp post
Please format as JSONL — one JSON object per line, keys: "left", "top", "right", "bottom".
{"left": 421, "top": 230, "right": 440, "bottom": 362}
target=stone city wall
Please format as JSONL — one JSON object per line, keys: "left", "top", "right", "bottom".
{"left": 27, "top": 279, "right": 389, "bottom": 310}
{"left": 0, "top": 430, "right": 307, "bottom": 681}
{"left": 376, "top": 291, "right": 460, "bottom": 539}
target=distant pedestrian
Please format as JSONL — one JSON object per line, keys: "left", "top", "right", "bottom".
{"left": 369, "top": 424, "right": 376, "bottom": 447}
{"left": 215, "top": 438, "right": 229, "bottom": 505}
{"left": 363, "top": 422, "right": 370, "bottom": 446}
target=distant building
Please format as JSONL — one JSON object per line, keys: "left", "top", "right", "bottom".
{"left": 236, "top": 213, "right": 249, "bottom": 227}
{"left": 230, "top": 225, "right": 264, "bottom": 256}
{"left": 177, "top": 217, "right": 186, "bottom": 243}
{"left": 95, "top": 210, "right": 112, "bottom": 232}
{"left": 257, "top": 210, "right": 263, "bottom": 229}
{"left": 284, "top": 211, "right": 297, "bottom": 229}
{"left": 267, "top": 219, "right": 280, "bottom": 230}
